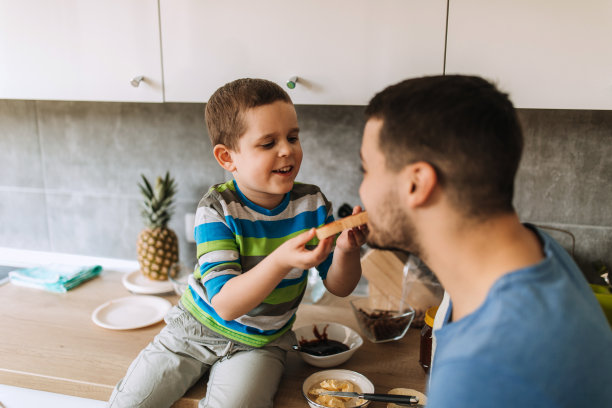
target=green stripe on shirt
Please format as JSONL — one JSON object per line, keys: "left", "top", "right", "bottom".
{"left": 197, "top": 239, "right": 238, "bottom": 255}
{"left": 237, "top": 233, "right": 320, "bottom": 257}
{"left": 180, "top": 289, "right": 293, "bottom": 347}
{"left": 263, "top": 279, "right": 308, "bottom": 305}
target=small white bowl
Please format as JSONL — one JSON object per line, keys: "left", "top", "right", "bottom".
{"left": 302, "top": 369, "right": 374, "bottom": 408}
{"left": 293, "top": 322, "right": 363, "bottom": 368}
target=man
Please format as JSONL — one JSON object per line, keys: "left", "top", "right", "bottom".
{"left": 359, "top": 75, "right": 612, "bottom": 407}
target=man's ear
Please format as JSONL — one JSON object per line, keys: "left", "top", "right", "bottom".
{"left": 403, "top": 161, "right": 438, "bottom": 208}
{"left": 213, "top": 144, "right": 236, "bottom": 172}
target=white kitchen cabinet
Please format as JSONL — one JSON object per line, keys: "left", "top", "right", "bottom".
{"left": 445, "top": 0, "right": 612, "bottom": 110}
{"left": 0, "top": 0, "right": 163, "bottom": 102}
{"left": 160, "top": 0, "right": 447, "bottom": 105}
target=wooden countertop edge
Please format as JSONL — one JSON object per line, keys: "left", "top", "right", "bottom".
{"left": 0, "top": 368, "right": 201, "bottom": 407}
{"left": 0, "top": 368, "right": 112, "bottom": 400}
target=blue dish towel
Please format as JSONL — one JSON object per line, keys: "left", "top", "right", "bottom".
{"left": 9, "top": 264, "right": 102, "bottom": 293}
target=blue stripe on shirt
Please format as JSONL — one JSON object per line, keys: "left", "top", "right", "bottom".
{"left": 205, "top": 270, "right": 308, "bottom": 298}
{"left": 318, "top": 252, "right": 333, "bottom": 280}
{"left": 224, "top": 206, "right": 329, "bottom": 239}
{"left": 204, "top": 274, "right": 234, "bottom": 299}
{"left": 195, "top": 222, "right": 235, "bottom": 243}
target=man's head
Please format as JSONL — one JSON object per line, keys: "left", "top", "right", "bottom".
{"left": 360, "top": 75, "right": 523, "bottom": 253}
{"left": 205, "top": 78, "right": 293, "bottom": 151}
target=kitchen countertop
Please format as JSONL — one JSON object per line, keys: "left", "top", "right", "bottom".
{"left": 0, "top": 269, "right": 427, "bottom": 407}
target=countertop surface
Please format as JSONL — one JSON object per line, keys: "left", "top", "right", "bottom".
{"left": 0, "top": 269, "right": 427, "bottom": 407}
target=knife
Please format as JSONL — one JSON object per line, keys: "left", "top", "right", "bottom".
{"left": 318, "top": 391, "right": 420, "bottom": 405}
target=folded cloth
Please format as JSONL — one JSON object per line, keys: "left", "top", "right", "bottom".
{"left": 9, "top": 264, "right": 102, "bottom": 293}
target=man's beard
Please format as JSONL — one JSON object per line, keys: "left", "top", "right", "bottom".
{"left": 365, "top": 193, "right": 422, "bottom": 257}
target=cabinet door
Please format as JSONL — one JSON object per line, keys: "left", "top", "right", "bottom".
{"left": 160, "top": 0, "right": 446, "bottom": 104}
{"left": 446, "top": 0, "right": 612, "bottom": 110}
{"left": 0, "top": 0, "right": 163, "bottom": 102}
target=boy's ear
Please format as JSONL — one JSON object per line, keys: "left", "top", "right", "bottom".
{"left": 213, "top": 144, "right": 236, "bottom": 172}
{"left": 402, "top": 161, "right": 437, "bottom": 208}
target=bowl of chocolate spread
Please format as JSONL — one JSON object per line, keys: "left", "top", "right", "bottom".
{"left": 293, "top": 322, "right": 363, "bottom": 368}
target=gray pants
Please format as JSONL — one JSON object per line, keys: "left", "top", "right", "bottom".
{"left": 108, "top": 304, "right": 296, "bottom": 408}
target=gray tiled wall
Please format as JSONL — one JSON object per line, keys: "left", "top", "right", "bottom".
{"left": 1, "top": 100, "right": 611, "bottom": 283}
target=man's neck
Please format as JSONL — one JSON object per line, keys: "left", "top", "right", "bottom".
{"left": 421, "top": 212, "right": 544, "bottom": 322}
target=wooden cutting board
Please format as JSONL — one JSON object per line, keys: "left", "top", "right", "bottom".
{"left": 360, "top": 249, "right": 406, "bottom": 300}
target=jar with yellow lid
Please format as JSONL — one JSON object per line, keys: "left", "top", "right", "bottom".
{"left": 419, "top": 305, "right": 438, "bottom": 373}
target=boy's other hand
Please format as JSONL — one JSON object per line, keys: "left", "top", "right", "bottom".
{"left": 276, "top": 228, "right": 334, "bottom": 271}
{"left": 335, "top": 206, "right": 367, "bottom": 253}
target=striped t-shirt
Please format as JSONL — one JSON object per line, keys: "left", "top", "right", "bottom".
{"left": 180, "top": 180, "right": 334, "bottom": 347}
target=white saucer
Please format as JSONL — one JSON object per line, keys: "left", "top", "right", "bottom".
{"left": 122, "top": 270, "right": 174, "bottom": 294}
{"left": 92, "top": 295, "right": 172, "bottom": 330}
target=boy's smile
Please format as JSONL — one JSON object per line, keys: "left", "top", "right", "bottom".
{"left": 225, "top": 101, "right": 302, "bottom": 209}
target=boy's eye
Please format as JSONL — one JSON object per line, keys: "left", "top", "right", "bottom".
{"left": 288, "top": 135, "right": 299, "bottom": 143}
{"left": 359, "top": 164, "right": 366, "bottom": 173}
{"left": 261, "top": 141, "right": 274, "bottom": 149}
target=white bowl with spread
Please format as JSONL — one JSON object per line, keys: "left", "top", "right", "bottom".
{"left": 293, "top": 322, "right": 363, "bottom": 368}
{"left": 302, "top": 369, "right": 373, "bottom": 408}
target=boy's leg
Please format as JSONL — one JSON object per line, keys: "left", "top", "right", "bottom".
{"left": 200, "top": 347, "right": 286, "bottom": 408}
{"left": 108, "top": 305, "right": 223, "bottom": 408}
{"left": 199, "top": 331, "right": 296, "bottom": 408}
{"left": 108, "top": 332, "right": 208, "bottom": 408}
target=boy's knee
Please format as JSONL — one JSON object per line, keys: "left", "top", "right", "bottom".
{"left": 201, "top": 348, "right": 286, "bottom": 408}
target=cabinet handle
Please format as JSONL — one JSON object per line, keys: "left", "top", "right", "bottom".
{"left": 130, "top": 75, "right": 145, "bottom": 87}
{"left": 286, "top": 76, "right": 298, "bottom": 89}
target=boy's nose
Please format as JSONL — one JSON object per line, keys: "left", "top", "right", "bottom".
{"left": 277, "top": 141, "right": 292, "bottom": 156}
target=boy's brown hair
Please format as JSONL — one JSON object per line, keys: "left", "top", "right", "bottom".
{"left": 205, "top": 78, "right": 292, "bottom": 151}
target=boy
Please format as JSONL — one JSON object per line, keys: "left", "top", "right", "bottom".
{"left": 108, "top": 78, "right": 366, "bottom": 408}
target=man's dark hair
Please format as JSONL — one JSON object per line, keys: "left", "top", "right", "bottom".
{"left": 365, "top": 75, "right": 523, "bottom": 218}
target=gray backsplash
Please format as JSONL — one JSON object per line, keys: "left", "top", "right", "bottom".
{"left": 1, "top": 100, "right": 611, "bottom": 283}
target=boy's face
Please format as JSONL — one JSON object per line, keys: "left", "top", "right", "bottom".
{"left": 230, "top": 101, "right": 302, "bottom": 209}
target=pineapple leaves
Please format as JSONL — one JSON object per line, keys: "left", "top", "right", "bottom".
{"left": 138, "top": 171, "right": 177, "bottom": 229}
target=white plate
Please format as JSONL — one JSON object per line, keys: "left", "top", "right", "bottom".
{"left": 122, "top": 270, "right": 174, "bottom": 294}
{"left": 91, "top": 295, "right": 172, "bottom": 330}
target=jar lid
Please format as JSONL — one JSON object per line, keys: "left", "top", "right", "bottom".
{"left": 424, "top": 306, "right": 439, "bottom": 327}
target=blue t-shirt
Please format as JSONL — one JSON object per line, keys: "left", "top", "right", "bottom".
{"left": 427, "top": 226, "right": 612, "bottom": 408}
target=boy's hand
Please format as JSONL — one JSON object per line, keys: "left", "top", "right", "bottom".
{"left": 334, "top": 206, "right": 367, "bottom": 253}
{"left": 276, "top": 228, "right": 334, "bottom": 271}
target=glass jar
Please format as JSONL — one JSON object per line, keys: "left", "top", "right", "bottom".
{"left": 419, "top": 305, "right": 438, "bottom": 373}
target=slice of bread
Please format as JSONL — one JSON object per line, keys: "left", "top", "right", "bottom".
{"left": 315, "top": 211, "right": 368, "bottom": 240}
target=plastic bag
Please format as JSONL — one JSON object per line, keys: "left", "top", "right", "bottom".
{"left": 400, "top": 254, "right": 444, "bottom": 327}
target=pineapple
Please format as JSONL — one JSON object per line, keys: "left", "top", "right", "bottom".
{"left": 136, "top": 172, "right": 179, "bottom": 281}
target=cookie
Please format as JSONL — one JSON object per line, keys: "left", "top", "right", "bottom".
{"left": 386, "top": 388, "right": 427, "bottom": 408}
